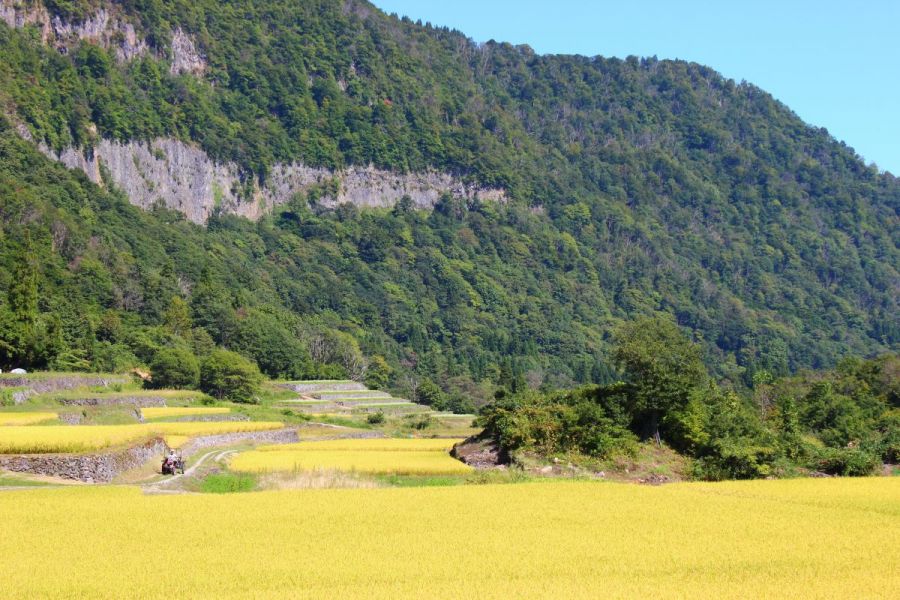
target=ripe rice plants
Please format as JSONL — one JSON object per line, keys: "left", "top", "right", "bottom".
{"left": 0, "top": 425, "right": 152, "bottom": 453}
{"left": 140, "top": 407, "right": 231, "bottom": 419}
{"left": 230, "top": 449, "right": 473, "bottom": 475}
{"left": 0, "top": 478, "right": 897, "bottom": 598}
{"left": 0, "top": 422, "right": 284, "bottom": 454}
{"left": 156, "top": 421, "right": 283, "bottom": 439}
{"left": 163, "top": 435, "right": 190, "bottom": 448}
{"left": 0, "top": 411, "right": 58, "bottom": 425}
{"left": 234, "top": 438, "right": 470, "bottom": 475}
{"left": 260, "top": 438, "right": 464, "bottom": 452}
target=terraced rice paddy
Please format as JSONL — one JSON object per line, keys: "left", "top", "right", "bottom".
{"left": 0, "top": 411, "right": 58, "bottom": 425}
{"left": 349, "top": 402, "right": 419, "bottom": 408}
{"left": 277, "top": 399, "right": 331, "bottom": 405}
{"left": 0, "top": 478, "right": 897, "bottom": 598}
{"left": 231, "top": 438, "right": 470, "bottom": 475}
{"left": 140, "top": 407, "right": 231, "bottom": 419}
{"left": 274, "top": 380, "right": 428, "bottom": 415}
{"left": 311, "top": 390, "right": 391, "bottom": 399}
{"left": 279, "top": 380, "right": 368, "bottom": 393}
{"left": 34, "top": 389, "right": 206, "bottom": 404}
{"left": 314, "top": 398, "right": 401, "bottom": 404}
{"left": 0, "top": 421, "right": 284, "bottom": 454}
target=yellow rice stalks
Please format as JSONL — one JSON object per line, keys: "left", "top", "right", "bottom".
{"left": 231, "top": 449, "right": 472, "bottom": 475}
{"left": 163, "top": 435, "right": 190, "bottom": 449}
{"left": 0, "top": 478, "right": 897, "bottom": 598}
{"left": 260, "top": 438, "right": 464, "bottom": 452}
{"left": 0, "top": 412, "right": 58, "bottom": 426}
{"left": 0, "top": 421, "right": 284, "bottom": 454}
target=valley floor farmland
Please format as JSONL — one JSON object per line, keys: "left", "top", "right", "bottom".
{"left": 1, "top": 478, "right": 898, "bottom": 599}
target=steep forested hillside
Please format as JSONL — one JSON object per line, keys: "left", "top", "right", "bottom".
{"left": 0, "top": 0, "right": 897, "bottom": 403}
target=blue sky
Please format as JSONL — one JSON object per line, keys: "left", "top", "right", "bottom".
{"left": 373, "top": 1, "right": 899, "bottom": 175}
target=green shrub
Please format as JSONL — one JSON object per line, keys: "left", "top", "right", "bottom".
{"left": 415, "top": 379, "right": 445, "bottom": 408}
{"left": 0, "top": 388, "right": 17, "bottom": 407}
{"left": 199, "top": 349, "right": 263, "bottom": 403}
{"left": 364, "top": 356, "right": 392, "bottom": 390}
{"left": 478, "top": 387, "right": 637, "bottom": 459}
{"left": 367, "top": 411, "right": 386, "bottom": 425}
{"left": 692, "top": 441, "right": 778, "bottom": 480}
{"left": 808, "top": 447, "right": 880, "bottom": 476}
{"left": 445, "top": 393, "right": 476, "bottom": 415}
{"left": 876, "top": 409, "right": 900, "bottom": 463}
{"left": 148, "top": 347, "right": 200, "bottom": 389}
{"left": 408, "top": 414, "right": 434, "bottom": 430}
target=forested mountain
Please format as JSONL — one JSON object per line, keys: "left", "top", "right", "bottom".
{"left": 0, "top": 0, "right": 897, "bottom": 405}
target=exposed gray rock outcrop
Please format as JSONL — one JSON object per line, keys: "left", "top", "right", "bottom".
{"left": 56, "top": 395, "right": 168, "bottom": 408}
{"left": 0, "top": 0, "right": 148, "bottom": 62}
{"left": 278, "top": 381, "right": 369, "bottom": 393}
{"left": 169, "top": 27, "right": 206, "bottom": 74}
{"left": 3, "top": 2, "right": 504, "bottom": 223}
{"left": 40, "top": 137, "right": 507, "bottom": 224}
{"left": 451, "top": 433, "right": 508, "bottom": 468}
{"left": 0, "top": 1, "right": 206, "bottom": 72}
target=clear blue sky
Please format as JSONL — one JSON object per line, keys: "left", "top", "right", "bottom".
{"left": 373, "top": 1, "right": 899, "bottom": 175}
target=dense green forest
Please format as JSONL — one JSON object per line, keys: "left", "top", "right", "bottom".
{"left": 0, "top": 0, "right": 897, "bottom": 410}
{"left": 480, "top": 317, "right": 899, "bottom": 479}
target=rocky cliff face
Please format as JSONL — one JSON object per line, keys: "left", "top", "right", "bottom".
{"left": 169, "top": 27, "right": 205, "bottom": 75}
{"left": 39, "top": 137, "right": 506, "bottom": 224}
{"left": 4, "top": 0, "right": 503, "bottom": 223}
{"left": 0, "top": 0, "right": 205, "bottom": 71}
{"left": 1, "top": 0, "right": 147, "bottom": 62}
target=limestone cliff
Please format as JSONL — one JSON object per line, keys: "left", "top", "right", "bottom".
{"left": 3, "top": 0, "right": 504, "bottom": 223}
{"left": 39, "top": 137, "right": 506, "bottom": 224}
{"left": 0, "top": 0, "right": 204, "bottom": 71}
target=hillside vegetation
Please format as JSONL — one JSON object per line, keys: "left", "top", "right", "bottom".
{"left": 0, "top": 0, "right": 897, "bottom": 408}
{"left": 479, "top": 317, "right": 899, "bottom": 479}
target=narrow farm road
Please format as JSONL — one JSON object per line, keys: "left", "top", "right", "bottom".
{"left": 143, "top": 449, "right": 236, "bottom": 493}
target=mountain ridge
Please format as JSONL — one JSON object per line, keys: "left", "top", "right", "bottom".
{"left": 0, "top": 0, "right": 896, "bottom": 399}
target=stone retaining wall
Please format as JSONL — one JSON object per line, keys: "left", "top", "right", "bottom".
{"left": 171, "top": 414, "right": 250, "bottom": 423}
{"left": 0, "top": 374, "right": 130, "bottom": 405}
{"left": 58, "top": 412, "right": 84, "bottom": 425}
{"left": 279, "top": 381, "right": 368, "bottom": 393}
{"left": 311, "top": 390, "right": 389, "bottom": 400}
{"left": 178, "top": 428, "right": 300, "bottom": 457}
{"left": 0, "top": 438, "right": 168, "bottom": 483}
{"left": 59, "top": 395, "right": 167, "bottom": 408}
{"left": 294, "top": 429, "right": 384, "bottom": 442}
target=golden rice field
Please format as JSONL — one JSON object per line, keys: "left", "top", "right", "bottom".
{"left": 140, "top": 406, "right": 231, "bottom": 419}
{"left": 163, "top": 435, "right": 190, "bottom": 448}
{"left": 231, "top": 449, "right": 473, "bottom": 475}
{"left": 231, "top": 437, "right": 470, "bottom": 475}
{"left": 259, "top": 438, "right": 463, "bottom": 452}
{"left": 0, "top": 411, "right": 58, "bottom": 425}
{"left": 0, "top": 478, "right": 897, "bottom": 599}
{"left": 0, "top": 421, "right": 284, "bottom": 454}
